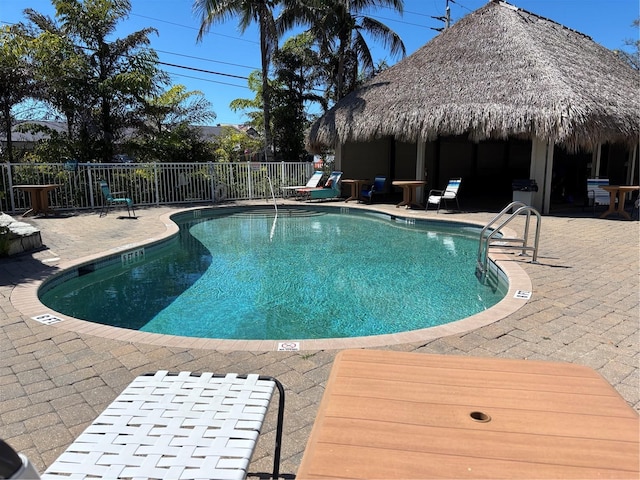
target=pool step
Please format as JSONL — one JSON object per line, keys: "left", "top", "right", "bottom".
{"left": 233, "top": 208, "right": 325, "bottom": 218}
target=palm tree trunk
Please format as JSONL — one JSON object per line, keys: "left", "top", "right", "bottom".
{"left": 259, "top": 15, "right": 274, "bottom": 162}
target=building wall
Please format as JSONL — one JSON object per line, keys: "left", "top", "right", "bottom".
{"left": 394, "top": 141, "right": 418, "bottom": 181}
{"left": 342, "top": 139, "right": 390, "bottom": 179}
{"left": 340, "top": 135, "right": 639, "bottom": 212}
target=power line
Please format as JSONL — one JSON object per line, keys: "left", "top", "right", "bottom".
{"left": 155, "top": 49, "right": 257, "bottom": 71}
{"left": 130, "top": 13, "right": 258, "bottom": 45}
{"left": 165, "top": 71, "right": 249, "bottom": 90}
{"left": 157, "top": 61, "right": 249, "bottom": 80}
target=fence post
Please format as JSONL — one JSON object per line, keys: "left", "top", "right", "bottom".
{"left": 154, "top": 162, "right": 160, "bottom": 205}
{"left": 247, "top": 161, "right": 253, "bottom": 200}
{"left": 87, "top": 165, "right": 96, "bottom": 209}
{"left": 7, "top": 163, "right": 16, "bottom": 212}
{"left": 208, "top": 162, "right": 216, "bottom": 202}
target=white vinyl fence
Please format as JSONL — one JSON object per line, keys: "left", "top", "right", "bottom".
{"left": 0, "top": 161, "right": 316, "bottom": 215}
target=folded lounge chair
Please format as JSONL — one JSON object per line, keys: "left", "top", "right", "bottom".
{"left": 297, "top": 171, "right": 343, "bottom": 201}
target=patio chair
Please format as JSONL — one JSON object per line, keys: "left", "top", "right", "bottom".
{"left": 297, "top": 171, "right": 343, "bottom": 201}
{"left": 99, "top": 180, "right": 135, "bottom": 218}
{"left": 586, "top": 178, "right": 612, "bottom": 213}
{"left": 360, "top": 176, "right": 386, "bottom": 203}
{"left": 41, "top": 371, "right": 285, "bottom": 480}
{"left": 426, "top": 178, "right": 461, "bottom": 213}
{"left": 281, "top": 170, "right": 323, "bottom": 199}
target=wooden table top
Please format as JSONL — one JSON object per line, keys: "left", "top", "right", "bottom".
{"left": 601, "top": 185, "right": 640, "bottom": 193}
{"left": 297, "top": 349, "right": 639, "bottom": 479}
{"left": 13, "top": 184, "right": 62, "bottom": 189}
{"left": 392, "top": 180, "right": 426, "bottom": 187}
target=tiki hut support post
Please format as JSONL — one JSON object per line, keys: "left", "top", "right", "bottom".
{"left": 530, "top": 138, "right": 555, "bottom": 215}
{"left": 335, "top": 144, "right": 344, "bottom": 172}
{"left": 627, "top": 145, "right": 637, "bottom": 185}
{"left": 590, "top": 145, "right": 602, "bottom": 179}
{"left": 416, "top": 141, "right": 427, "bottom": 199}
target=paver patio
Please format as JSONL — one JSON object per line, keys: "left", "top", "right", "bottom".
{"left": 1, "top": 200, "right": 638, "bottom": 478}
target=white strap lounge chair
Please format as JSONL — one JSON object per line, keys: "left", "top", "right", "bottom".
{"left": 586, "top": 178, "right": 612, "bottom": 213}
{"left": 41, "top": 371, "right": 285, "bottom": 480}
{"left": 426, "top": 178, "right": 461, "bottom": 213}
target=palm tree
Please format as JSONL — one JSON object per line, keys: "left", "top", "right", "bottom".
{"left": 279, "top": 0, "right": 406, "bottom": 103}
{"left": 194, "top": 0, "right": 278, "bottom": 161}
{"left": 25, "top": 0, "right": 162, "bottom": 162}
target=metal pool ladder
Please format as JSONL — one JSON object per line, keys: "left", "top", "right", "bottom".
{"left": 476, "top": 202, "right": 541, "bottom": 283}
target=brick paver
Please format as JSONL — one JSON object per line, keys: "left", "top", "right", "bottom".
{"left": 0, "top": 201, "right": 638, "bottom": 478}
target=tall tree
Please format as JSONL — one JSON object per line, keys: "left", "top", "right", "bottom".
{"left": 279, "top": 0, "right": 406, "bottom": 103}
{"left": 230, "top": 38, "right": 323, "bottom": 162}
{"left": 271, "top": 33, "right": 324, "bottom": 160}
{"left": 0, "top": 25, "right": 36, "bottom": 162}
{"left": 25, "top": 0, "right": 164, "bottom": 162}
{"left": 129, "top": 85, "right": 217, "bottom": 162}
{"left": 194, "top": 0, "right": 278, "bottom": 161}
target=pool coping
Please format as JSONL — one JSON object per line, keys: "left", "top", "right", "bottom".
{"left": 11, "top": 204, "right": 532, "bottom": 351}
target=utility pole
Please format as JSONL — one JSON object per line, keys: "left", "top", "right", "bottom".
{"left": 430, "top": 0, "right": 452, "bottom": 32}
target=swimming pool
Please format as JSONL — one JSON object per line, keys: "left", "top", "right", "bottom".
{"left": 39, "top": 206, "right": 508, "bottom": 340}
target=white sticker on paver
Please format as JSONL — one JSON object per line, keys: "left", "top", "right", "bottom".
{"left": 514, "top": 290, "right": 532, "bottom": 300}
{"left": 32, "top": 313, "right": 64, "bottom": 325}
{"left": 278, "top": 341, "right": 300, "bottom": 351}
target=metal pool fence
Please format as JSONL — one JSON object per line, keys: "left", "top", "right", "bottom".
{"left": 0, "top": 161, "right": 316, "bottom": 215}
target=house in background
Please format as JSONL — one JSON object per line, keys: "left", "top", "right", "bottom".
{"left": 306, "top": 0, "right": 639, "bottom": 213}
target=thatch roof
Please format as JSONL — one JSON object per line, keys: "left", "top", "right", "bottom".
{"left": 307, "top": 0, "right": 640, "bottom": 153}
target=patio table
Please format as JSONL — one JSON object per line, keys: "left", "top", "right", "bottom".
{"left": 599, "top": 185, "right": 640, "bottom": 220}
{"left": 392, "top": 180, "right": 426, "bottom": 208}
{"left": 13, "top": 184, "right": 61, "bottom": 217}
{"left": 296, "top": 349, "right": 639, "bottom": 479}
{"left": 341, "top": 179, "right": 368, "bottom": 202}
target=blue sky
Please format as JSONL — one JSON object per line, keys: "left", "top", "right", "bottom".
{"left": 2, "top": 0, "right": 638, "bottom": 125}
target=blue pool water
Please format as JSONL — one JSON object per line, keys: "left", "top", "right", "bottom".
{"left": 40, "top": 208, "right": 506, "bottom": 340}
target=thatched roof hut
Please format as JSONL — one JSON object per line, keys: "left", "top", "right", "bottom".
{"left": 307, "top": 0, "right": 639, "bottom": 154}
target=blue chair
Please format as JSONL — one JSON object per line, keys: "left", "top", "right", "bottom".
{"left": 99, "top": 180, "right": 135, "bottom": 217}
{"left": 360, "top": 176, "right": 386, "bottom": 203}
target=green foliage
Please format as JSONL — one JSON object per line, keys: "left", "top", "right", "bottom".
{"left": 0, "top": 24, "right": 37, "bottom": 162}
{"left": 210, "top": 126, "right": 262, "bottom": 163}
{"left": 280, "top": 0, "right": 405, "bottom": 102}
{"left": 127, "top": 123, "right": 215, "bottom": 163}
{"left": 25, "top": 0, "right": 165, "bottom": 162}
{"left": 271, "top": 34, "right": 324, "bottom": 160}
{"left": 229, "top": 71, "right": 265, "bottom": 132}
{"left": 194, "top": 0, "right": 277, "bottom": 160}
{"left": 127, "top": 85, "right": 217, "bottom": 162}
